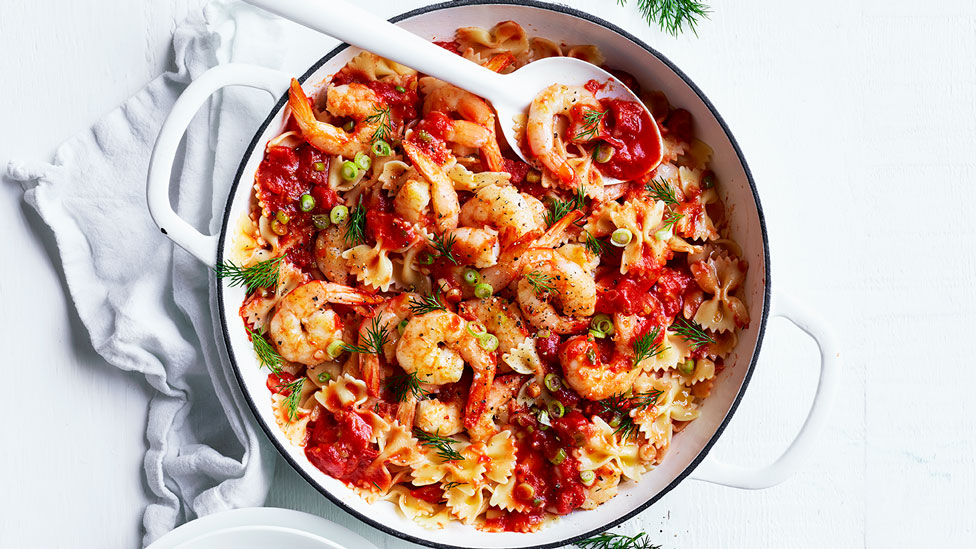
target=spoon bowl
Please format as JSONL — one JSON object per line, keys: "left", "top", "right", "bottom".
{"left": 245, "top": 0, "right": 660, "bottom": 183}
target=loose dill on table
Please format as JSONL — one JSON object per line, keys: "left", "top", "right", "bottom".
{"left": 574, "top": 531, "right": 663, "bottom": 549}
{"left": 575, "top": 107, "right": 607, "bottom": 141}
{"left": 385, "top": 370, "right": 431, "bottom": 402}
{"left": 214, "top": 255, "right": 283, "bottom": 293}
{"left": 339, "top": 315, "right": 390, "bottom": 356}
{"left": 632, "top": 326, "right": 669, "bottom": 368}
{"left": 408, "top": 287, "right": 448, "bottom": 315}
{"left": 670, "top": 317, "right": 715, "bottom": 350}
{"left": 616, "top": 0, "right": 710, "bottom": 37}
{"left": 414, "top": 429, "right": 465, "bottom": 462}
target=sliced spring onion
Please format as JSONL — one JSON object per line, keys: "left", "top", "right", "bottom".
{"left": 271, "top": 219, "right": 288, "bottom": 236}
{"left": 474, "top": 283, "right": 493, "bottom": 299}
{"left": 354, "top": 151, "right": 371, "bottom": 171}
{"left": 313, "top": 161, "right": 326, "bottom": 172}
{"left": 417, "top": 130, "right": 433, "bottom": 143}
{"left": 536, "top": 329, "right": 552, "bottom": 339}
{"left": 526, "top": 170, "right": 541, "bottom": 184}
{"left": 516, "top": 483, "right": 535, "bottom": 499}
{"left": 654, "top": 226, "right": 674, "bottom": 241}
{"left": 317, "top": 372, "right": 332, "bottom": 383}
{"left": 340, "top": 161, "right": 358, "bottom": 181}
{"left": 549, "top": 448, "right": 567, "bottom": 465}
{"left": 591, "top": 314, "right": 614, "bottom": 336}
{"left": 532, "top": 497, "right": 544, "bottom": 507}
{"left": 579, "top": 470, "right": 596, "bottom": 486}
{"left": 312, "top": 214, "right": 330, "bottom": 230}
{"left": 397, "top": 319, "right": 410, "bottom": 335}
{"left": 275, "top": 211, "right": 290, "bottom": 225}
{"left": 371, "top": 139, "right": 392, "bottom": 157}
{"left": 609, "top": 414, "right": 622, "bottom": 428}
{"left": 610, "top": 228, "right": 632, "bottom": 247}
{"left": 589, "top": 329, "right": 606, "bottom": 339}
{"left": 419, "top": 252, "right": 435, "bottom": 265}
{"left": 585, "top": 347, "right": 597, "bottom": 364}
{"left": 536, "top": 409, "right": 551, "bottom": 428}
{"left": 678, "top": 358, "right": 696, "bottom": 375}
{"left": 466, "top": 322, "right": 487, "bottom": 338}
{"left": 480, "top": 334, "right": 499, "bottom": 352}
{"left": 395, "top": 85, "right": 406, "bottom": 93}
{"left": 330, "top": 205, "right": 349, "bottom": 224}
{"left": 593, "top": 142, "right": 614, "bottom": 163}
{"left": 548, "top": 400, "right": 565, "bottom": 419}
{"left": 463, "top": 268, "right": 480, "bottom": 286}
{"left": 342, "top": 120, "right": 354, "bottom": 133}
{"left": 300, "top": 194, "right": 315, "bottom": 212}
{"left": 544, "top": 373, "right": 562, "bottom": 392}
{"left": 326, "top": 340, "right": 345, "bottom": 359}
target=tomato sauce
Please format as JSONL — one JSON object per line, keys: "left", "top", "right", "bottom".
{"left": 266, "top": 371, "right": 297, "bottom": 395}
{"left": 595, "top": 270, "right": 665, "bottom": 318}
{"left": 366, "top": 211, "right": 416, "bottom": 250}
{"left": 653, "top": 267, "right": 694, "bottom": 320}
{"left": 597, "top": 99, "right": 663, "bottom": 181}
{"left": 410, "top": 485, "right": 445, "bottom": 504}
{"left": 502, "top": 157, "right": 531, "bottom": 185}
{"left": 305, "top": 410, "right": 380, "bottom": 487}
{"left": 407, "top": 111, "right": 453, "bottom": 165}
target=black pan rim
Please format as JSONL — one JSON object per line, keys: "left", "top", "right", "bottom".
{"left": 215, "top": 1, "right": 771, "bottom": 547}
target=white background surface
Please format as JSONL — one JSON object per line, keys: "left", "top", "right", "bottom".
{"left": 1, "top": 0, "right": 973, "bottom": 547}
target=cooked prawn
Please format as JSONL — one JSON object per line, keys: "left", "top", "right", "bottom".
{"left": 269, "top": 281, "right": 384, "bottom": 365}
{"left": 479, "top": 210, "right": 583, "bottom": 292}
{"left": 424, "top": 82, "right": 504, "bottom": 171}
{"left": 527, "top": 84, "right": 600, "bottom": 184}
{"left": 449, "top": 227, "right": 499, "bottom": 268}
{"left": 559, "top": 313, "right": 645, "bottom": 400}
{"left": 403, "top": 140, "right": 459, "bottom": 233}
{"left": 458, "top": 183, "right": 543, "bottom": 246}
{"left": 395, "top": 310, "right": 497, "bottom": 430}
{"left": 516, "top": 249, "right": 596, "bottom": 334}
{"left": 314, "top": 225, "right": 352, "bottom": 285}
{"left": 288, "top": 79, "right": 384, "bottom": 158}
{"left": 458, "top": 297, "right": 530, "bottom": 357}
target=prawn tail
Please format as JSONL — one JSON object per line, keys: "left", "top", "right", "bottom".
{"left": 360, "top": 354, "right": 382, "bottom": 397}
{"left": 396, "top": 396, "right": 418, "bottom": 428}
{"left": 463, "top": 360, "right": 496, "bottom": 430}
{"left": 287, "top": 78, "right": 316, "bottom": 130}
{"left": 538, "top": 210, "right": 583, "bottom": 247}
{"left": 320, "top": 282, "right": 385, "bottom": 305}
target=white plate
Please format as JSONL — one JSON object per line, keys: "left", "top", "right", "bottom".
{"left": 146, "top": 507, "right": 379, "bottom": 549}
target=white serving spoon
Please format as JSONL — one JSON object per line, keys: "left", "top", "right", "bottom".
{"left": 244, "top": 0, "right": 658, "bottom": 183}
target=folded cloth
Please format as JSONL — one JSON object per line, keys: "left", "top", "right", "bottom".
{"left": 7, "top": 0, "right": 340, "bottom": 545}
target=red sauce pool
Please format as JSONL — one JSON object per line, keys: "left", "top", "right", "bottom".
{"left": 595, "top": 270, "right": 664, "bottom": 317}
{"left": 653, "top": 267, "right": 694, "bottom": 320}
{"left": 305, "top": 410, "right": 379, "bottom": 486}
{"left": 407, "top": 111, "right": 453, "bottom": 165}
{"left": 366, "top": 211, "right": 416, "bottom": 250}
{"left": 598, "top": 99, "right": 663, "bottom": 181}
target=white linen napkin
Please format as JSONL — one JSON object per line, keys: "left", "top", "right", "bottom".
{"left": 7, "top": 1, "right": 342, "bottom": 545}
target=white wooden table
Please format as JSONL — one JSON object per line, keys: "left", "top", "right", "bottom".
{"left": 1, "top": 0, "right": 973, "bottom": 547}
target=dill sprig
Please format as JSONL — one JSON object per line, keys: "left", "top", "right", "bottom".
{"left": 544, "top": 186, "right": 587, "bottom": 228}
{"left": 282, "top": 377, "right": 304, "bottom": 421}
{"left": 414, "top": 429, "right": 465, "bottom": 462}
{"left": 575, "top": 107, "right": 607, "bottom": 141}
{"left": 365, "top": 105, "right": 393, "bottom": 145}
{"left": 248, "top": 326, "right": 283, "bottom": 375}
{"left": 409, "top": 287, "right": 447, "bottom": 315}
{"left": 596, "top": 390, "right": 665, "bottom": 441}
{"left": 214, "top": 255, "right": 283, "bottom": 293}
{"left": 340, "top": 315, "right": 390, "bottom": 355}
{"left": 344, "top": 198, "right": 367, "bottom": 246}
{"left": 632, "top": 327, "right": 669, "bottom": 368}
{"left": 442, "top": 481, "right": 464, "bottom": 491}
{"left": 584, "top": 230, "right": 604, "bottom": 256}
{"left": 645, "top": 178, "right": 679, "bottom": 205}
{"left": 524, "top": 270, "right": 557, "bottom": 295}
{"left": 385, "top": 370, "right": 431, "bottom": 402}
{"left": 575, "top": 531, "right": 662, "bottom": 549}
{"left": 670, "top": 317, "right": 715, "bottom": 350}
{"left": 617, "top": 0, "right": 710, "bottom": 37}
{"left": 661, "top": 209, "right": 684, "bottom": 230}
{"left": 427, "top": 232, "right": 458, "bottom": 264}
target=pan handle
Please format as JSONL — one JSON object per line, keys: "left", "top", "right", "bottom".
{"left": 146, "top": 63, "right": 290, "bottom": 267}
{"left": 689, "top": 292, "right": 839, "bottom": 489}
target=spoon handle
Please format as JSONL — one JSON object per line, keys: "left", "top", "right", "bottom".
{"left": 245, "top": 0, "right": 511, "bottom": 101}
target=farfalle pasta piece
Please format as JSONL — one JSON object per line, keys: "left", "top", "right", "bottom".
{"left": 580, "top": 463, "right": 621, "bottom": 510}
{"left": 383, "top": 484, "right": 441, "bottom": 521}
{"left": 501, "top": 338, "right": 543, "bottom": 376}
{"left": 271, "top": 393, "right": 311, "bottom": 446}
{"left": 239, "top": 259, "right": 309, "bottom": 330}
{"left": 669, "top": 385, "right": 700, "bottom": 421}
{"left": 579, "top": 417, "right": 644, "bottom": 481}
{"left": 675, "top": 357, "right": 717, "bottom": 385}
{"left": 643, "top": 329, "right": 692, "bottom": 372}
{"left": 488, "top": 474, "right": 528, "bottom": 513}
{"left": 456, "top": 21, "right": 529, "bottom": 60}
{"left": 481, "top": 431, "right": 517, "bottom": 484}
{"left": 345, "top": 51, "right": 417, "bottom": 80}
{"left": 444, "top": 483, "right": 489, "bottom": 525}
{"left": 566, "top": 45, "right": 605, "bottom": 66}
{"left": 375, "top": 421, "right": 425, "bottom": 469}
{"left": 692, "top": 255, "right": 749, "bottom": 333}
{"left": 586, "top": 199, "right": 671, "bottom": 275}
{"left": 342, "top": 241, "right": 395, "bottom": 291}
{"left": 229, "top": 213, "right": 273, "bottom": 266}
{"left": 314, "top": 374, "right": 369, "bottom": 413}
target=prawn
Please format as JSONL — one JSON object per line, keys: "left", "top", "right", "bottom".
{"left": 314, "top": 225, "right": 352, "bottom": 285}
{"left": 449, "top": 227, "right": 499, "bottom": 268}
{"left": 395, "top": 311, "right": 497, "bottom": 431}
{"left": 516, "top": 249, "right": 596, "bottom": 334}
{"left": 479, "top": 210, "right": 583, "bottom": 291}
{"left": 559, "top": 313, "right": 646, "bottom": 400}
{"left": 424, "top": 82, "right": 504, "bottom": 171}
{"left": 458, "top": 183, "right": 543, "bottom": 246}
{"left": 287, "top": 79, "right": 384, "bottom": 158}
{"left": 403, "top": 140, "right": 460, "bottom": 233}
{"left": 269, "top": 281, "right": 384, "bottom": 365}
{"left": 458, "top": 297, "right": 530, "bottom": 357}
{"left": 527, "top": 84, "right": 600, "bottom": 185}
{"left": 358, "top": 293, "right": 416, "bottom": 397}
